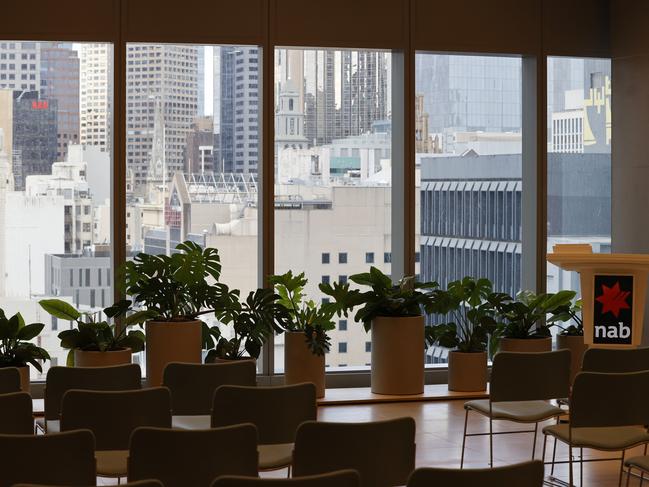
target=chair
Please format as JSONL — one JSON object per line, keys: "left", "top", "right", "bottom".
{"left": 0, "top": 430, "right": 96, "bottom": 487}
{"left": 13, "top": 482, "right": 163, "bottom": 487}
{"left": 0, "top": 392, "right": 33, "bottom": 434}
{"left": 0, "top": 367, "right": 22, "bottom": 394}
{"left": 39, "top": 363, "right": 141, "bottom": 433}
{"left": 128, "top": 425, "right": 259, "bottom": 487}
{"left": 582, "top": 346, "right": 649, "bottom": 373}
{"left": 407, "top": 461, "right": 544, "bottom": 487}
{"left": 60, "top": 387, "right": 171, "bottom": 479}
{"left": 212, "top": 383, "right": 317, "bottom": 471}
{"left": 212, "top": 470, "right": 361, "bottom": 487}
{"left": 292, "top": 418, "right": 416, "bottom": 487}
{"left": 461, "top": 350, "right": 570, "bottom": 467}
{"left": 542, "top": 370, "right": 649, "bottom": 487}
{"left": 164, "top": 360, "right": 256, "bottom": 429}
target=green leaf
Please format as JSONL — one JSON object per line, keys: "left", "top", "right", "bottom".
{"left": 16, "top": 323, "right": 45, "bottom": 341}
{"left": 40, "top": 299, "right": 81, "bottom": 321}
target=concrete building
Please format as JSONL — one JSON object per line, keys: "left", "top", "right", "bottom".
{"left": 184, "top": 116, "right": 217, "bottom": 174}
{"left": 0, "top": 41, "right": 40, "bottom": 92}
{"left": 40, "top": 44, "right": 80, "bottom": 160}
{"left": 79, "top": 43, "right": 112, "bottom": 152}
{"left": 275, "top": 80, "right": 308, "bottom": 156}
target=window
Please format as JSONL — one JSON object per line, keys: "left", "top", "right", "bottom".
{"left": 339, "top": 275, "right": 347, "bottom": 284}
{"left": 384, "top": 252, "right": 391, "bottom": 263}
{"left": 338, "top": 342, "right": 347, "bottom": 353}
{"left": 365, "top": 252, "right": 374, "bottom": 264}
{"left": 365, "top": 341, "right": 372, "bottom": 353}
{"left": 339, "top": 320, "right": 347, "bottom": 331}
{"left": 321, "top": 275, "right": 330, "bottom": 284}
{"left": 274, "top": 48, "right": 393, "bottom": 372}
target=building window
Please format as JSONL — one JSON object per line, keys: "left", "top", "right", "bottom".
{"left": 321, "top": 275, "right": 330, "bottom": 285}
{"left": 365, "top": 341, "right": 372, "bottom": 353}
{"left": 384, "top": 252, "right": 391, "bottom": 263}
{"left": 321, "top": 298, "right": 330, "bottom": 305}
{"left": 338, "top": 342, "right": 347, "bottom": 353}
{"left": 85, "top": 269, "right": 90, "bottom": 287}
{"left": 339, "top": 275, "right": 347, "bottom": 284}
{"left": 338, "top": 252, "right": 347, "bottom": 264}
{"left": 339, "top": 320, "right": 347, "bottom": 331}
{"left": 51, "top": 317, "right": 58, "bottom": 331}
{"left": 321, "top": 253, "right": 330, "bottom": 264}
{"left": 366, "top": 252, "right": 375, "bottom": 263}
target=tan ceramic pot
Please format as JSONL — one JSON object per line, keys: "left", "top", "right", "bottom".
{"left": 371, "top": 315, "right": 425, "bottom": 395}
{"left": 448, "top": 351, "right": 488, "bottom": 392}
{"left": 146, "top": 320, "right": 202, "bottom": 387}
{"left": 500, "top": 337, "right": 553, "bottom": 353}
{"left": 17, "top": 366, "right": 29, "bottom": 392}
{"left": 284, "top": 331, "right": 325, "bottom": 398}
{"left": 74, "top": 348, "right": 132, "bottom": 367}
{"left": 556, "top": 334, "right": 588, "bottom": 384}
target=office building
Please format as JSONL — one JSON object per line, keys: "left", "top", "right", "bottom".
{"left": 79, "top": 43, "right": 112, "bottom": 151}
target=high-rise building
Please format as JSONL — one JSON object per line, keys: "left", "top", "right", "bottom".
{"left": 41, "top": 44, "right": 80, "bottom": 160}
{"left": 275, "top": 80, "right": 308, "bottom": 156}
{"left": 79, "top": 44, "right": 112, "bottom": 152}
{"left": 126, "top": 44, "right": 199, "bottom": 189}
{"left": 184, "top": 116, "right": 217, "bottom": 174}
{"left": 12, "top": 91, "right": 58, "bottom": 190}
{"left": 0, "top": 41, "right": 40, "bottom": 93}
{"left": 218, "top": 46, "right": 259, "bottom": 174}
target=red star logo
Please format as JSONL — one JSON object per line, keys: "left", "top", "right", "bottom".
{"left": 596, "top": 282, "right": 631, "bottom": 318}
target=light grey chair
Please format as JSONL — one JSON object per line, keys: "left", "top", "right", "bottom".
{"left": 293, "top": 418, "right": 416, "bottom": 487}
{"left": 163, "top": 360, "right": 256, "bottom": 429}
{"left": 0, "top": 367, "right": 22, "bottom": 395}
{"left": 543, "top": 370, "right": 649, "bottom": 487}
{"left": 128, "top": 425, "right": 259, "bottom": 487}
{"left": 407, "top": 461, "right": 544, "bottom": 487}
{"left": 39, "top": 363, "right": 141, "bottom": 433}
{"left": 0, "top": 430, "right": 96, "bottom": 487}
{"left": 212, "top": 470, "right": 361, "bottom": 487}
{"left": 212, "top": 383, "right": 317, "bottom": 471}
{"left": 0, "top": 392, "right": 33, "bottom": 434}
{"left": 461, "top": 350, "right": 570, "bottom": 467}
{"left": 60, "top": 387, "right": 171, "bottom": 480}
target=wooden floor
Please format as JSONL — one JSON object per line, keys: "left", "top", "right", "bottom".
{"left": 98, "top": 398, "right": 646, "bottom": 486}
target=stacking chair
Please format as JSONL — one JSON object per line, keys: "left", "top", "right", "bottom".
{"left": 212, "top": 470, "right": 361, "bottom": 487}
{"left": 0, "top": 367, "right": 22, "bottom": 394}
{"left": 212, "top": 383, "right": 317, "bottom": 471}
{"left": 293, "top": 418, "right": 416, "bottom": 487}
{"left": 582, "top": 346, "right": 649, "bottom": 373}
{"left": 39, "top": 363, "right": 141, "bottom": 433}
{"left": 164, "top": 361, "right": 256, "bottom": 429}
{"left": 542, "top": 370, "right": 649, "bottom": 487}
{"left": 461, "top": 350, "right": 570, "bottom": 468}
{"left": 128, "top": 425, "right": 259, "bottom": 487}
{"left": 0, "top": 392, "right": 33, "bottom": 434}
{"left": 0, "top": 430, "right": 96, "bottom": 487}
{"left": 407, "top": 461, "right": 544, "bottom": 487}
{"left": 60, "top": 387, "right": 171, "bottom": 479}
{"left": 13, "top": 482, "right": 163, "bottom": 487}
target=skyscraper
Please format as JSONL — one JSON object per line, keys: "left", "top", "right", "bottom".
{"left": 0, "top": 41, "right": 40, "bottom": 93}
{"left": 79, "top": 43, "right": 113, "bottom": 152}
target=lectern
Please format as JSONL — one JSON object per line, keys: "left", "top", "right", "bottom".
{"left": 547, "top": 244, "right": 649, "bottom": 347}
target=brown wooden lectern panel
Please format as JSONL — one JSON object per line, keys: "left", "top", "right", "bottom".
{"left": 547, "top": 244, "right": 649, "bottom": 347}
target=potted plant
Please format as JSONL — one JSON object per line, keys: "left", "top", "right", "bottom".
{"left": 122, "top": 240, "right": 229, "bottom": 386}
{"left": 203, "top": 285, "right": 288, "bottom": 364}
{"left": 495, "top": 290, "right": 576, "bottom": 353}
{"left": 426, "top": 277, "right": 508, "bottom": 392}
{"left": 320, "top": 266, "right": 437, "bottom": 395}
{"left": 39, "top": 299, "right": 149, "bottom": 367}
{"left": 270, "top": 271, "right": 335, "bottom": 398}
{"left": 0, "top": 310, "right": 49, "bottom": 391}
{"left": 549, "top": 295, "right": 585, "bottom": 383}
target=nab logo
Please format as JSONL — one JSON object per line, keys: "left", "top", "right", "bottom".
{"left": 593, "top": 275, "right": 633, "bottom": 344}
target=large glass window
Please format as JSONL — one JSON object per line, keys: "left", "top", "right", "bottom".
{"left": 415, "top": 53, "right": 523, "bottom": 365}
{"left": 274, "top": 48, "right": 393, "bottom": 372}
{"left": 0, "top": 41, "right": 113, "bottom": 379}
{"left": 546, "top": 57, "right": 611, "bottom": 295}
{"left": 125, "top": 44, "right": 260, "bottom": 371}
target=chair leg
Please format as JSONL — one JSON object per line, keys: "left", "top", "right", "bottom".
{"left": 287, "top": 465, "right": 291, "bottom": 478}
{"left": 569, "top": 446, "right": 574, "bottom": 487}
{"left": 626, "top": 467, "right": 632, "bottom": 487}
{"left": 541, "top": 433, "right": 548, "bottom": 465}
{"left": 619, "top": 450, "right": 626, "bottom": 487}
{"left": 489, "top": 416, "right": 494, "bottom": 468}
{"left": 580, "top": 448, "right": 583, "bottom": 487}
{"left": 642, "top": 444, "right": 648, "bottom": 483}
{"left": 460, "top": 408, "right": 469, "bottom": 469}
{"left": 551, "top": 436, "right": 558, "bottom": 476}
{"left": 531, "top": 422, "right": 538, "bottom": 460}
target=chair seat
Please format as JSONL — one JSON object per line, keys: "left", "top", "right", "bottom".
{"left": 543, "top": 424, "right": 649, "bottom": 450}
{"left": 172, "top": 415, "right": 210, "bottom": 430}
{"left": 625, "top": 455, "right": 649, "bottom": 472}
{"left": 96, "top": 450, "right": 128, "bottom": 477}
{"left": 465, "top": 399, "right": 564, "bottom": 422}
{"left": 258, "top": 443, "right": 293, "bottom": 470}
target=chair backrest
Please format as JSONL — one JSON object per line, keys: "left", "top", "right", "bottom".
{"left": 128, "top": 425, "right": 259, "bottom": 487}
{"left": 0, "top": 430, "right": 96, "bottom": 487}
{"left": 407, "top": 461, "right": 544, "bottom": 487}
{"left": 13, "top": 481, "right": 164, "bottom": 487}
{"left": 490, "top": 350, "right": 570, "bottom": 402}
{"left": 163, "top": 361, "right": 256, "bottom": 415}
{"left": 44, "top": 363, "right": 141, "bottom": 421}
{"left": 0, "top": 367, "right": 21, "bottom": 394}
{"left": 212, "top": 470, "right": 361, "bottom": 487}
{"left": 582, "top": 346, "right": 649, "bottom": 373}
{"left": 570, "top": 370, "right": 649, "bottom": 428}
{"left": 61, "top": 387, "right": 171, "bottom": 451}
{"left": 293, "top": 418, "right": 416, "bottom": 487}
{"left": 212, "top": 383, "right": 316, "bottom": 445}
{"left": 0, "top": 392, "right": 33, "bottom": 434}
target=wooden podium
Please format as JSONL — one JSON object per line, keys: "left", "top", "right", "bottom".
{"left": 547, "top": 244, "right": 649, "bottom": 347}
